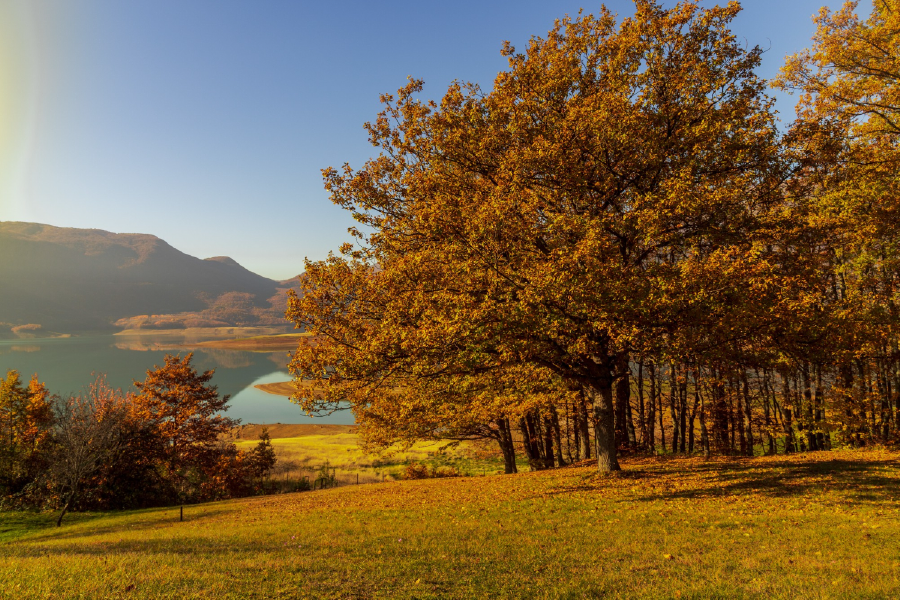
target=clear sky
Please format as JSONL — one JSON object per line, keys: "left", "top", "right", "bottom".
{"left": 0, "top": 0, "right": 855, "bottom": 280}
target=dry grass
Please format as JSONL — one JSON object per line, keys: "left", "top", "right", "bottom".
{"left": 236, "top": 432, "right": 506, "bottom": 485}
{"left": 2, "top": 449, "right": 900, "bottom": 599}
{"left": 231, "top": 423, "right": 355, "bottom": 439}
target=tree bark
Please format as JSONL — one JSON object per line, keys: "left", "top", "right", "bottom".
{"left": 578, "top": 390, "right": 592, "bottom": 460}
{"left": 669, "top": 362, "right": 680, "bottom": 454}
{"left": 647, "top": 361, "right": 656, "bottom": 454}
{"left": 615, "top": 353, "right": 635, "bottom": 450}
{"left": 518, "top": 414, "right": 544, "bottom": 471}
{"left": 496, "top": 417, "right": 518, "bottom": 474}
{"left": 550, "top": 406, "right": 566, "bottom": 467}
{"left": 585, "top": 378, "right": 620, "bottom": 473}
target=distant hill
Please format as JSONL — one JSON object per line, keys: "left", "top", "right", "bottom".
{"left": 0, "top": 222, "right": 300, "bottom": 333}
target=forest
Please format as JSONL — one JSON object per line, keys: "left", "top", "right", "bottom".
{"left": 287, "top": 0, "right": 900, "bottom": 473}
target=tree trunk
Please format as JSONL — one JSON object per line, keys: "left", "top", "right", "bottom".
{"left": 578, "top": 390, "right": 592, "bottom": 460}
{"left": 736, "top": 380, "right": 747, "bottom": 456}
{"left": 585, "top": 378, "right": 620, "bottom": 473}
{"left": 615, "top": 353, "right": 635, "bottom": 450}
{"left": 802, "top": 362, "right": 817, "bottom": 451}
{"left": 669, "top": 363, "right": 680, "bottom": 454}
{"left": 542, "top": 414, "right": 555, "bottom": 469}
{"left": 56, "top": 486, "right": 77, "bottom": 527}
{"left": 518, "top": 414, "right": 544, "bottom": 471}
{"left": 647, "top": 361, "right": 657, "bottom": 454}
{"left": 778, "top": 372, "right": 793, "bottom": 453}
{"left": 637, "top": 360, "right": 647, "bottom": 450}
{"left": 699, "top": 391, "right": 711, "bottom": 459}
{"left": 688, "top": 383, "right": 700, "bottom": 454}
{"left": 496, "top": 418, "right": 518, "bottom": 474}
{"left": 742, "top": 371, "right": 754, "bottom": 457}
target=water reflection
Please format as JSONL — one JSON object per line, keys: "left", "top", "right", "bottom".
{"left": 0, "top": 334, "right": 339, "bottom": 424}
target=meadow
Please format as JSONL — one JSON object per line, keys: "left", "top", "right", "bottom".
{"left": 233, "top": 425, "right": 517, "bottom": 485}
{"left": 2, "top": 449, "right": 899, "bottom": 599}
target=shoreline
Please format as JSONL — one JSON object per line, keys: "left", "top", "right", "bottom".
{"left": 114, "top": 326, "right": 292, "bottom": 338}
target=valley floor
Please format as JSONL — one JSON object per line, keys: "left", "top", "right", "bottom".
{"left": 1, "top": 449, "right": 899, "bottom": 599}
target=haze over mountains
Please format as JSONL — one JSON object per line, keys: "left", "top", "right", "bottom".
{"left": 0, "top": 222, "right": 299, "bottom": 333}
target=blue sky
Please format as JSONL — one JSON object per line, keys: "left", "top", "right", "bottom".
{"left": 0, "top": 0, "right": 854, "bottom": 280}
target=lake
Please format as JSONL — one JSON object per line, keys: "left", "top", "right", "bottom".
{"left": 0, "top": 334, "right": 353, "bottom": 425}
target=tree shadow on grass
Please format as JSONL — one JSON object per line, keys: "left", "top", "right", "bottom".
{"left": 546, "top": 454, "right": 900, "bottom": 505}
{"left": 2, "top": 504, "right": 237, "bottom": 552}
{"left": 656, "top": 457, "right": 900, "bottom": 504}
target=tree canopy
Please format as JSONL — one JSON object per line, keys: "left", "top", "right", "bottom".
{"left": 288, "top": 0, "right": 823, "bottom": 472}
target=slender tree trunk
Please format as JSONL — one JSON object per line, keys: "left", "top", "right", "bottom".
{"left": 579, "top": 391, "right": 592, "bottom": 460}
{"left": 658, "top": 366, "right": 666, "bottom": 453}
{"left": 742, "top": 371, "right": 754, "bottom": 457}
{"left": 699, "top": 383, "right": 711, "bottom": 459}
{"left": 541, "top": 414, "right": 554, "bottom": 469}
{"left": 519, "top": 414, "right": 544, "bottom": 471}
{"left": 647, "top": 362, "right": 657, "bottom": 454}
{"left": 669, "top": 362, "right": 680, "bottom": 454}
{"left": 781, "top": 373, "right": 795, "bottom": 454}
{"left": 815, "top": 364, "right": 828, "bottom": 451}
{"left": 56, "top": 485, "right": 78, "bottom": 527}
{"left": 572, "top": 397, "right": 582, "bottom": 461}
{"left": 802, "top": 362, "right": 817, "bottom": 451}
{"left": 728, "top": 379, "right": 736, "bottom": 453}
{"left": 760, "top": 369, "right": 775, "bottom": 455}
{"left": 688, "top": 380, "right": 700, "bottom": 455}
{"left": 637, "top": 360, "right": 647, "bottom": 450}
{"left": 550, "top": 410, "right": 565, "bottom": 467}
{"left": 736, "top": 379, "right": 747, "bottom": 456}
{"left": 615, "top": 353, "right": 636, "bottom": 450}
{"left": 679, "top": 377, "right": 688, "bottom": 454}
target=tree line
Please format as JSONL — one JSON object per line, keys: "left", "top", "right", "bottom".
{"left": 0, "top": 354, "right": 275, "bottom": 524}
{"left": 285, "top": 0, "right": 900, "bottom": 472}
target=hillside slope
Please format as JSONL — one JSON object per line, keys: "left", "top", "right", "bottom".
{"left": 1, "top": 450, "right": 898, "bottom": 599}
{"left": 0, "top": 222, "right": 297, "bottom": 332}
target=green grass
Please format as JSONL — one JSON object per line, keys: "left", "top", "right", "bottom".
{"left": 2, "top": 449, "right": 900, "bottom": 599}
{"left": 237, "top": 433, "right": 524, "bottom": 484}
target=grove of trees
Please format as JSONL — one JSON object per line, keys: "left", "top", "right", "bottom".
{"left": 0, "top": 354, "right": 275, "bottom": 523}
{"left": 286, "top": 0, "right": 900, "bottom": 472}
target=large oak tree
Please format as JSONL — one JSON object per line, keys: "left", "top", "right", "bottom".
{"left": 289, "top": 0, "right": 804, "bottom": 471}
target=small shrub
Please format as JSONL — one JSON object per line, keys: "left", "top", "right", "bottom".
{"left": 431, "top": 466, "right": 461, "bottom": 478}
{"left": 314, "top": 462, "right": 337, "bottom": 489}
{"left": 403, "top": 463, "right": 460, "bottom": 480}
{"left": 404, "top": 463, "right": 431, "bottom": 480}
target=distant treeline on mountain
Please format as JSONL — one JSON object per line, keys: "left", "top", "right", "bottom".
{"left": 0, "top": 222, "right": 299, "bottom": 334}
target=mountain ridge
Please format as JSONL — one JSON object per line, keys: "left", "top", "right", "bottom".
{"left": 0, "top": 221, "right": 299, "bottom": 333}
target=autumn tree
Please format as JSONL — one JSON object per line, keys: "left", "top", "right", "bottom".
{"left": 133, "top": 353, "right": 237, "bottom": 506}
{"left": 0, "top": 370, "right": 53, "bottom": 498}
{"left": 774, "top": 0, "right": 900, "bottom": 446}
{"left": 289, "top": 1, "right": 803, "bottom": 471}
{"left": 49, "top": 375, "right": 132, "bottom": 526}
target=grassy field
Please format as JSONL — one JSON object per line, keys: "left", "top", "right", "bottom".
{"left": 2, "top": 449, "right": 899, "bottom": 599}
{"left": 235, "top": 428, "right": 515, "bottom": 484}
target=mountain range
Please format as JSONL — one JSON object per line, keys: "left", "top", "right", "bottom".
{"left": 0, "top": 221, "right": 299, "bottom": 334}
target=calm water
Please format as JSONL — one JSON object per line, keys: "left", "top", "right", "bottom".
{"left": 0, "top": 334, "right": 353, "bottom": 425}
